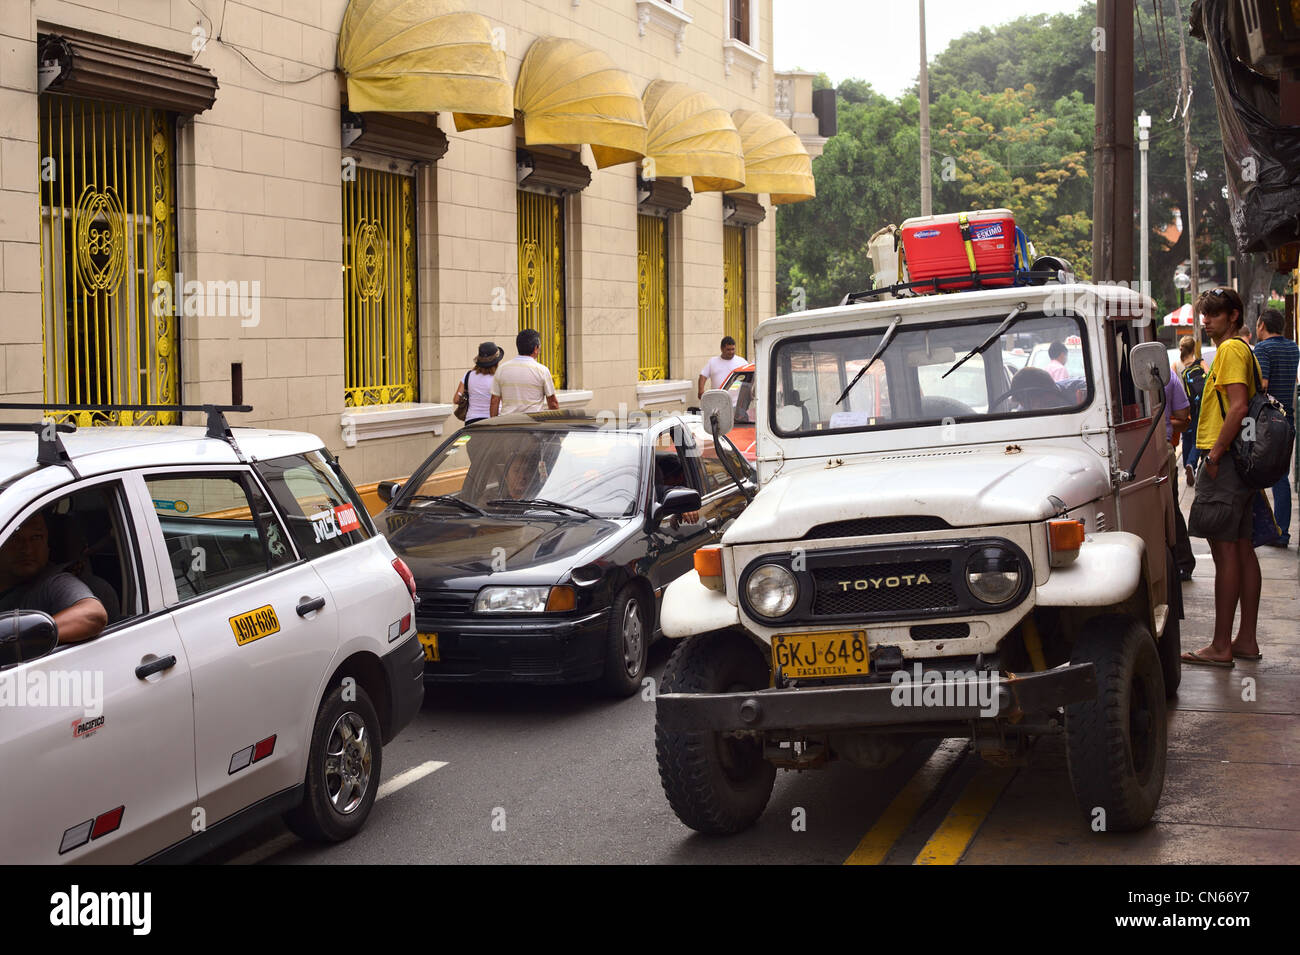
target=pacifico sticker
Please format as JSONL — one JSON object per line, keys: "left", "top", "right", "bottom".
{"left": 230, "top": 605, "right": 281, "bottom": 646}
{"left": 71, "top": 715, "right": 105, "bottom": 739}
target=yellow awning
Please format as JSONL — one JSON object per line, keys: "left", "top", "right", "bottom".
{"left": 730, "top": 110, "right": 816, "bottom": 204}
{"left": 337, "top": 0, "right": 513, "bottom": 131}
{"left": 515, "top": 37, "right": 647, "bottom": 169}
{"left": 642, "top": 80, "right": 745, "bottom": 193}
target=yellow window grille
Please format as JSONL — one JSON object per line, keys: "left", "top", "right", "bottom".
{"left": 39, "top": 95, "right": 178, "bottom": 425}
{"left": 343, "top": 167, "right": 417, "bottom": 406}
{"left": 517, "top": 189, "right": 566, "bottom": 390}
{"left": 723, "top": 224, "right": 747, "bottom": 350}
{"left": 637, "top": 214, "right": 668, "bottom": 382}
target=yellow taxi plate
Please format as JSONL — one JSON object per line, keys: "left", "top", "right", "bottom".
{"left": 772, "top": 630, "right": 869, "bottom": 680}
{"left": 417, "top": 632, "right": 440, "bottom": 662}
{"left": 230, "top": 605, "right": 281, "bottom": 646}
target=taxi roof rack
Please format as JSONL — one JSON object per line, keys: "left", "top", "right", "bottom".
{"left": 0, "top": 403, "right": 254, "bottom": 472}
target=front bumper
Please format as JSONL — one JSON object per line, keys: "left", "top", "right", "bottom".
{"left": 656, "top": 663, "right": 1097, "bottom": 734}
{"left": 381, "top": 631, "right": 426, "bottom": 742}
{"left": 419, "top": 609, "right": 612, "bottom": 684}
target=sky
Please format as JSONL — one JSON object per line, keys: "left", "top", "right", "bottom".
{"left": 773, "top": 0, "right": 1092, "bottom": 99}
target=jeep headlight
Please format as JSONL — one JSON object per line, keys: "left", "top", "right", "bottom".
{"left": 746, "top": 564, "right": 798, "bottom": 618}
{"left": 474, "top": 586, "right": 551, "bottom": 613}
{"left": 965, "top": 547, "right": 1022, "bottom": 605}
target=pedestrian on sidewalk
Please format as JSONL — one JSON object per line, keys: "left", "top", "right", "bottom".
{"left": 1184, "top": 287, "right": 1262, "bottom": 667}
{"left": 1164, "top": 365, "right": 1195, "bottom": 579}
{"left": 454, "top": 341, "right": 503, "bottom": 425}
{"left": 1253, "top": 308, "right": 1298, "bottom": 547}
{"left": 490, "top": 328, "right": 559, "bottom": 416}
{"left": 1178, "top": 334, "right": 1208, "bottom": 486}
{"left": 698, "top": 336, "right": 747, "bottom": 398}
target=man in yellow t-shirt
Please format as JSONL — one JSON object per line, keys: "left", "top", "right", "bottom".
{"left": 1184, "top": 287, "right": 1262, "bottom": 669}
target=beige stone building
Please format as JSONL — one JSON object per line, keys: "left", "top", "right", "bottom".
{"left": 0, "top": 0, "right": 813, "bottom": 490}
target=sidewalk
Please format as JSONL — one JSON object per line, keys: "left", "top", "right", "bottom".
{"left": 962, "top": 472, "right": 1300, "bottom": 863}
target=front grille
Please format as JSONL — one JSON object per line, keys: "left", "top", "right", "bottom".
{"left": 804, "top": 516, "right": 951, "bottom": 539}
{"left": 811, "top": 559, "right": 957, "bottom": 616}
{"left": 910, "top": 622, "right": 971, "bottom": 641}
{"left": 417, "top": 590, "right": 475, "bottom": 616}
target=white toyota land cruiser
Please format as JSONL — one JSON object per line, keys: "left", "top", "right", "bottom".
{"left": 654, "top": 283, "right": 1182, "bottom": 835}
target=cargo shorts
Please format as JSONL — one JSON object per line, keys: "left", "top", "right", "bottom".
{"left": 1188, "top": 455, "right": 1253, "bottom": 542}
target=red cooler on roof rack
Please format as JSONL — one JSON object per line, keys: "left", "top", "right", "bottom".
{"left": 900, "top": 208, "right": 1018, "bottom": 292}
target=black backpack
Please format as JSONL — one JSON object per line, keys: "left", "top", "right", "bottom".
{"left": 1215, "top": 340, "right": 1297, "bottom": 489}
{"left": 1181, "top": 363, "right": 1207, "bottom": 418}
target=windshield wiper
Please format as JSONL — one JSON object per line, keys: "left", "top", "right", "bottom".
{"left": 486, "top": 498, "right": 599, "bottom": 519}
{"left": 836, "top": 314, "right": 902, "bottom": 406}
{"left": 941, "top": 302, "right": 1028, "bottom": 379}
{"left": 408, "top": 494, "right": 485, "bottom": 516}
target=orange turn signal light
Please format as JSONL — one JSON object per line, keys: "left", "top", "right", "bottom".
{"left": 545, "top": 585, "right": 577, "bottom": 612}
{"left": 694, "top": 547, "right": 723, "bottom": 579}
{"left": 1048, "top": 520, "right": 1086, "bottom": 552}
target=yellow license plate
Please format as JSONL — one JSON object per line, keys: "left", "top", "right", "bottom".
{"left": 772, "top": 631, "right": 869, "bottom": 680}
{"left": 230, "top": 605, "right": 281, "bottom": 646}
{"left": 417, "top": 632, "right": 440, "bottom": 662}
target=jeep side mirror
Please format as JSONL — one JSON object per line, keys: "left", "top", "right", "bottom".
{"left": 376, "top": 480, "right": 401, "bottom": 505}
{"left": 0, "top": 610, "right": 58, "bottom": 667}
{"left": 1129, "top": 341, "right": 1171, "bottom": 393}
{"left": 700, "top": 390, "right": 734, "bottom": 436}
{"left": 652, "top": 487, "right": 702, "bottom": 528}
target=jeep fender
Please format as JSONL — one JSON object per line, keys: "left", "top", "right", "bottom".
{"left": 1036, "top": 531, "right": 1145, "bottom": 606}
{"left": 659, "top": 570, "right": 740, "bottom": 638}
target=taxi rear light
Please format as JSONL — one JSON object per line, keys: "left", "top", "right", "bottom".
{"left": 545, "top": 585, "right": 576, "bottom": 612}
{"left": 695, "top": 547, "right": 724, "bottom": 591}
{"left": 1048, "top": 520, "right": 1085, "bottom": 566}
{"left": 392, "top": 558, "right": 418, "bottom": 601}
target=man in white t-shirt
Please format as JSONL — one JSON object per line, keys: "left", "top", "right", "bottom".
{"left": 698, "top": 336, "right": 747, "bottom": 398}
{"left": 491, "top": 328, "right": 560, "bottom": 415}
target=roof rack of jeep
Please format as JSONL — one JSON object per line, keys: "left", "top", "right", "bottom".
{"left": 838, "top": 267, "right": 1073, "bottom": 306}
{"left": 0, "top": 403, "right": 254, "bottom": 473}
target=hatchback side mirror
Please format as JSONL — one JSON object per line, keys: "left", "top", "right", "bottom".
{"left": 376, "top": 480, "right": 402, "bottom": 505}
{"left": 0, "top": 610, "right": 58, "bottom": 667}
{"left": 652, "top": 487, "right": 702, "bottom": 528}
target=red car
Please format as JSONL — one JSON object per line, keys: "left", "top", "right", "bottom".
{"left": 720, "top": 363, "right": 757, "bottom": 462}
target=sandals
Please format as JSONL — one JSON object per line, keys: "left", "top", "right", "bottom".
{"left": 1181, "top": 649, "right": 1235, "bottom": 668}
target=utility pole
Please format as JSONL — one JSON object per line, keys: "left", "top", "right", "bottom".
{"left": 1091, "top": 0, "right": 1135, "bottom": 283}
{"left": 1174, "top": 3, "right": 1201, "bottom": 356}
{"left": 919, "top": 0, "right": 932, "bottom": 216}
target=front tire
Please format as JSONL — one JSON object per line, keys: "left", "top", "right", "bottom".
{"left": 655, "top": 630, "right": 776, "bottom": 834}
{"left": 599, "top": 585, "right": 649, "bottom": 697}
{"left": 1065, "top": 616, "right": 1167, "bottom": 832}
{"left": 284, "top": 683, "right": 383, "bottom": 843}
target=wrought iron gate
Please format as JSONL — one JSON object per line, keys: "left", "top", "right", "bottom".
{"left": 517, "top": 189, "right": 566, "bottom": 389}
{"left": 637, "top": 214, "right": 668, "bottom": 381}
{"left": 723, "top": 224, "right": 747, "bottom": 350}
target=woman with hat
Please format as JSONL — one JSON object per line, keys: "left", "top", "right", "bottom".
{"left": 455, "top": 342, "right": 503, "bottom": 425}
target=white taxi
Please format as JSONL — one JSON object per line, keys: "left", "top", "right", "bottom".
{"left": 0, "top": 406, "right": 422, "bottom": 863}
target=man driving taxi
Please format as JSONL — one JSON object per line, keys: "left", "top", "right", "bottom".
{"left": 0, "top": 511, "right": 108, "bottom": 645}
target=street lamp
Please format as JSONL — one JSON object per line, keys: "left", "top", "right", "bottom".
{"left": 1138, "top": 112, "right": 1150, "bottom": 309}
{"left": 1173, "top": 269, "right": 1197, "bottom": 356}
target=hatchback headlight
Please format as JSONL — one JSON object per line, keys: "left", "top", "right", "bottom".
{"left": 965, "top": 548, "right": 1023, "bottom": 605}
{"left": 474, "top": 586, "right": 551, "bottom": 613}
{"left": 746, "top": 564, "right": 798, "bottom": 618}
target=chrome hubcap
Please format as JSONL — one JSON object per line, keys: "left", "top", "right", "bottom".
{"left": 622, "top": 598, "right": 644, "bottom": 678}
{"left": 323, "top": 712, "right": 371, "bottom": 815}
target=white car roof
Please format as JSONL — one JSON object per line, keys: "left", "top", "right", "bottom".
{"left": 0, "top": 426, "right": 325, "bottom": 487}
{"left": 755, "top": 283, "right": 1151, "bottom": 342}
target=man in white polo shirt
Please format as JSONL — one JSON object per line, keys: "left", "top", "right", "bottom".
{"left": 490, "top": 328, "right": 559, "bottom": 416}
{"left": 698, "top": 336, "right": 747, "bottom": 398}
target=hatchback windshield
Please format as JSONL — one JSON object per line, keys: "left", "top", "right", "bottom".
{"left": 397, "top": 428, "right": 644, "bottom": 518}
{"left": 770, "top": 313, "right": 1091, "bottom": 436}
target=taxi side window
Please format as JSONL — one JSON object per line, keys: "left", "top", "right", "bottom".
{"left": 144, "top": 473, "right": 292, "bottom": 601}
{"left": 255, "top": 451, "right": 371, "bottom": 560}
{"left": 0, "top": 482, "right": 142, "bottom": 647}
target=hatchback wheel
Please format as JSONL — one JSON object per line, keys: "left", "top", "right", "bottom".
{"left": 600, "top": 585, "right": 648, "bottom": 697}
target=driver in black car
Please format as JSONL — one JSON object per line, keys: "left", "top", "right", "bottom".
{"left": 654, "top": 455, "right": 700, "bottom": 526}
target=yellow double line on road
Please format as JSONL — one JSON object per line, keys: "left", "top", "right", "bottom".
{"left": 845, "top": 741, "right": 1014, "bottom": 866}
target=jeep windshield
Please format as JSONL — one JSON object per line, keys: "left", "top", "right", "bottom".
{"left": 770, "top": 312, "right": 1091, "bottom": 436}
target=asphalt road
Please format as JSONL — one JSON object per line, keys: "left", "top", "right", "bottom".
{"left": 199, "top": 639, "right": 960, "bottom": 865}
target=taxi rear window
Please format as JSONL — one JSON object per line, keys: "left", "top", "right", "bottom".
{"left": 255, "top": 452, "right": 371, "bottom": 559}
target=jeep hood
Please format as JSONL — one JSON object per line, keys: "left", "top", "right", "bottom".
{"left": 725, "top": 445, "right": 1108, "bottom": 544}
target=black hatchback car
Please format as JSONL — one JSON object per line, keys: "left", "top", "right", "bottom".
{"left": 374, "top": 412, "right": 752, "bottom": 696}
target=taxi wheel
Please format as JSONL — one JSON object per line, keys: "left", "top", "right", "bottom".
{"left": 1065, "top": 615, "right": 1167, "bottom": 832}
{"left": 284, "top": 683, "right": 383, "bottom": 843}
{"left": 655, "top": 630, "right": 776, "bottom": 834}
{"left": 599, "top": 586, "right": 649, "bottom": 697}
